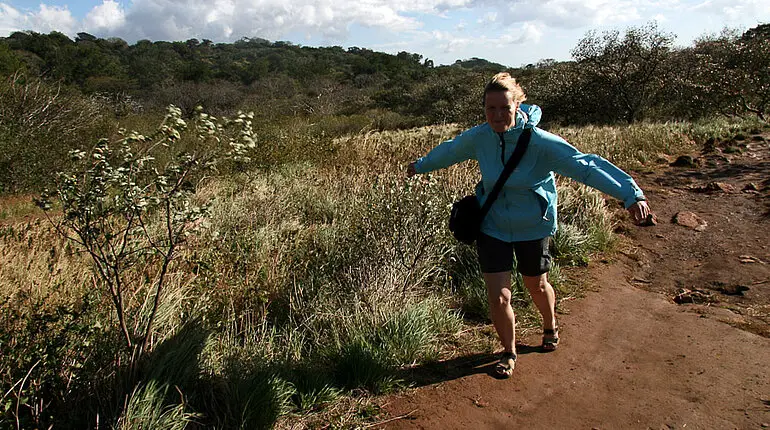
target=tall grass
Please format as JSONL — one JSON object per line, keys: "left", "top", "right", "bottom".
{"left": 552, "top": 122, "right": 695, "bottom": 168}
{"left": 1, "top": 113, "right": 714, "bottom": 428}
{"left": 116, "top": 381, "right": 200, "bottom": 430}
{"left": 551, "top": 116, "right": 767, "bottom": 169}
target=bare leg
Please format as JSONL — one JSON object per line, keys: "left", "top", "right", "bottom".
{"left": 483, "top": 271, "right": 516, "bottom": 353}
{"left": 522, "top": 273, "right": 556, "bottom": 330}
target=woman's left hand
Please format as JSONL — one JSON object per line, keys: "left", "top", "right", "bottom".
{"left": 406, "top": 162, "right": 417, "bottom": 178}
{"left": 627, "top": 201, "right": 652, "bottom": 225}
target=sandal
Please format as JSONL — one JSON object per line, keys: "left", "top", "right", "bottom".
{"left": 494, "top": 351, "right": 517, "bottom": 378}
{"left": 542, "top": 327, "right": 559, "bottom": 352}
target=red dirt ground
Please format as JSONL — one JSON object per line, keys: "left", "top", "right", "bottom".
{"left": 380, "top": 133, "right": 770, "bottom": 429}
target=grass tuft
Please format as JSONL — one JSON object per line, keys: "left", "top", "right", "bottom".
{"left": 116, "top": 381, "right": 200, "bottom": 430}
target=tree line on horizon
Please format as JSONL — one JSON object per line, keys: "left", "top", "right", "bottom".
{"left": 0, "top": 22, "right": 768, "bottom": 126}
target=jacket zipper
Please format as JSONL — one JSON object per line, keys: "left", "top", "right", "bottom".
{"left": 498, "top": 132, "right": 505, "bottom": 165}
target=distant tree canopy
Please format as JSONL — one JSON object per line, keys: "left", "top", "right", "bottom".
{"left": 453, "top": 57, "right": 507, "bottom": 72}
{"left": 570, "top": 22, "right": 675, "bottom": 124}
{"left": 0, "top": 22, "right": 768, "bottom": 125}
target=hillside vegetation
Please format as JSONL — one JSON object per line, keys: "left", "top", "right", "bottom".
{"left": 1, "top": 22, "right": 768, "bottom": 193}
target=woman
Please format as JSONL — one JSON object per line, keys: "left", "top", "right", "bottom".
{"left": 406, "top": 73, "right": 651, "bottom": 378}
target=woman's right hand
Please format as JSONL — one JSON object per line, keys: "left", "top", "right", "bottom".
{"left": 628, "top": 201, "right": 653, "bottom": 225}
{"left": 407, "top": 162, "right": 417, "bottom": 177}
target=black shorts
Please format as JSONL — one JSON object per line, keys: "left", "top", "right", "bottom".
{"left": 476, "top": 233, "right": 552, "bottom": 276}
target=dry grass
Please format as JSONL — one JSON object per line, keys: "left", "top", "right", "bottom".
{"left": 0, "top": 194, "right": 45, "bottom": 222}
{"left": 0, "top": 219, "right": 91, "bottom": 300}
{"left": 0, "top": 118, "right": 704, "bottom": 428}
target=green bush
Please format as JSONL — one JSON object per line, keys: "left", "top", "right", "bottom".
{"left": 0, "top": 73, "right": 108, "bottom": 193}
{"left": 0, "top": 288, "right": 115, "bottom": 428}
{"left": 553, "top": 180, "right": 616, "bottom": 266}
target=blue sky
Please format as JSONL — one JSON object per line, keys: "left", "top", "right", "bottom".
{"left": 1, "top": 0, "right": 768, "bottom": 67}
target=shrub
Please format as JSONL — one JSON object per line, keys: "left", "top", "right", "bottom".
{"left": 0, "top": 72, "right": 107, "bottom": 193}
{"left": 34, "top": 105, "right": 256, "bottom": 365}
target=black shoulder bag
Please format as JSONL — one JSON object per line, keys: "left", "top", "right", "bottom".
{"left": 449, "top": 128, "right": 532, "bottom": 244}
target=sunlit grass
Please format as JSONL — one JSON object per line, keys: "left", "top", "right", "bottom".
{"left": 1, "top": 117, "right": 708, "bottom": 428}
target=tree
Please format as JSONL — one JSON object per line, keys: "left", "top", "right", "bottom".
{"left": 741, "top": 23, "right": 770, "bottom": 41}
{"left": 76, "top": 32, "right": 97, "bottom": 42}
{"left": 127, "top": 40, "right": 183, "bottom": 88}
{"left": 736, "top": 25, "right": 770, "bottom": 120}
{"left": 0, "top": 43, "right": 24, "bottom": 76}
{"left": 522, "top": 61, "right": 579, "bottom": 124}
{"left": 0, "top": 72, "right": 105, "bottom": 192}
{"left": 571, "top": 22, "right": 675, "bottom": 123}
{"left": 686, "top": 27, "right": 770, "bottom": 121}
{"left": 34, "top": 106, "right": 256, "bottom": 367}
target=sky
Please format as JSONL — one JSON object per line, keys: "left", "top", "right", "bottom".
{"left": 0, "top": 0, "right": 768, "bottom": 67}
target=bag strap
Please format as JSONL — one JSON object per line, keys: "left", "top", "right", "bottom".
{"left": 479, "top": 128, "right": 532, "bottom": 221}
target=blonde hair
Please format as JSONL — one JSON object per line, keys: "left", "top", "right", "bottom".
{"left": 484, "top": 72, "right": 527, "bottom": 105}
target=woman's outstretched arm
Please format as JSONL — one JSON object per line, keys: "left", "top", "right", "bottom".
{"left": 407, "top": 128, "right": 478, "bottom": 176}
{"left": 537, "top": 130, "right": 651, "bottom": 223}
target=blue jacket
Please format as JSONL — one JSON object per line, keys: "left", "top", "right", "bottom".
{"left": 413, "top": 109, "right": 645, "bottom": 242}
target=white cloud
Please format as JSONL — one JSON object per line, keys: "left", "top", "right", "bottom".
{"left": 442, "top": 37, "right": 471, "bottom": 52}
{"left": 83, "top": 0, "right": 125, "bottom": 33}
{"left": 1, "top": 3, "right": 77, "bottom": 35}
{"left": 30, "top": 4, "right": 77, "bottom": 34}
{"left": 0, "top": 3, "right": 24, "bottom": 35}
{"left": 0, "top": 0, "right": 475, "bottom": 42}
{"left": 112, "top": 0, "right": 427, "bottom": 42}
{"left": 503, "top": 21, "right": 543, "bottom": 44}
{"left": 480, "top": 0, "right": 641, "bottom": 29}
{"left": 478, "top": 11, "right": 497, "bottom": 25}
{"left": 425, "top": 20, "right": 542, "bottom": 55}
{"left": 2, "top": 0, "right": 759, "bottom": 45}
{"left": 689, "top": 0, "right": 770, "bottom": 23}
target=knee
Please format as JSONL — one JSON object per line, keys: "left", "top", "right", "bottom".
{"left": 490, "top": 289, "right": 512, "bottom": 307}
{"left": 525, "top": 275, "right": 549, "bottom": 294}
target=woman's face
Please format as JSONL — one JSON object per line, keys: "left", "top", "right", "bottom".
{"left": 485, "top": 91, "right": 518, "bottom": 133}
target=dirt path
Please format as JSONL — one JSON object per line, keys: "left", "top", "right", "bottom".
{"left": 381, "top": 133, "right": 770, "bottom": 429}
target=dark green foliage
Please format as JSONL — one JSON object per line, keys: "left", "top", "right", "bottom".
{"left": 332, "top": 337, "right": 399, "bottom": 393}
{"left": 452, "top": 57, "right": 508, "bottom": 71}
{"left": 0, "top": 285, "right": 118, "bottom": 429}
{"left": 225, "top": 372, "right": 295, "bottom": 429}
{"left": 375, "top": 67, "right": 487, "bottom": 126}
{"left": 113, "top": 323, "right": 209, "bottom": 429}
{"left": 663, "top": 27, "right": 770, "bottom": 122}
{"left": 445, "top": 243, "right": 489, "bottom": 320}
{"left": 143, "top": 322, "right": 209, "bottom": 392}
{"left": 0, "top": 43, "right": 24, "bottom": 75}
{"left": 285, "top": 367, "right": 340, "bottom": 412}
{"left": 3, "top": 24, "right": 769, "bottom": 129}
{"left": 0, "top": 73, "right": 108, "bottom": 193}
{"left": 569, "top": 22, "right": 675, "bottom": 124}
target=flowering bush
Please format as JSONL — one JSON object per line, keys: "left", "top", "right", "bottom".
{"left": 34, "top": 105, "right": 256, "bottom": 362}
